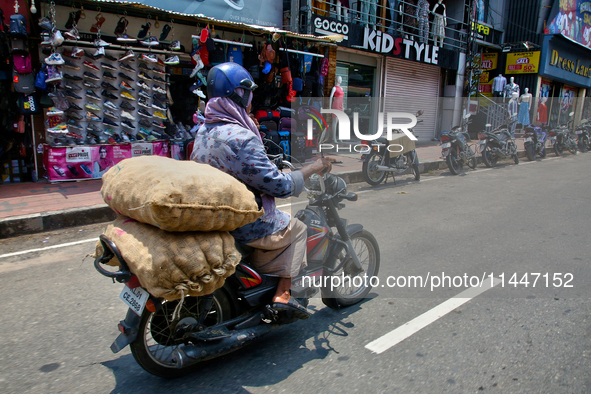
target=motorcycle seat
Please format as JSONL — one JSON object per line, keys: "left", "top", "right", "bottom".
{"left": 234, "top": 242, "right": 255, "bottom": 259}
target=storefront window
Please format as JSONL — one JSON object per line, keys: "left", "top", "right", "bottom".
{"left": 336, "top": 61, "right": 376, "bottom": 137}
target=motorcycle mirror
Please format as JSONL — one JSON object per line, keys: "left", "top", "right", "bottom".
{"left": 464, "top": 114, "right": 471, "bottom": 119}
{"left": 485, "top": 123, "right": 492, "bottom": 128}
{"left": 416, "top": 110, "right": 424, "bottom": 116}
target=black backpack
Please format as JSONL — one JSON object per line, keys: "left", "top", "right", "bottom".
{"left": 9, "top": 14, "right": 27, "bottom": 37}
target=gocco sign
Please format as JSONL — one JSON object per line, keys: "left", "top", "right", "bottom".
{"left": 314, "top": 16, "right": 349, "bottom": 39}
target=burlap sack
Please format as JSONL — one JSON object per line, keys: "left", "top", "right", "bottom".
{"left": 95, "top": 216, "right": 241, "bottom": 301}
{"left": 387, "top": 133, "right": 416, "bottom": 155}
{"left": 101, "top": 156, "right": 263, "bottom": 232}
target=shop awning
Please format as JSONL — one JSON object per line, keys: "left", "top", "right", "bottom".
{"left": 71, "top": 0, "right": 342, "bottom": 44}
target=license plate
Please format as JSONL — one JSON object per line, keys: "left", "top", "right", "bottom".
{"left": 441, "top": 142, "right": 451, "bottom": 148}
{"left": 524, "top": 137, "right": 532, "bottom": 143}
{"left": 120, "top": 286, "right": 149, "bottom": 316}
{"left": 576, "top": 130, "right": 582, "bottom": 134}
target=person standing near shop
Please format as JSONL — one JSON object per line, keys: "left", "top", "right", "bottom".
{"left": 191, "top": 63, "right": 332, "bottom": 319}
{"left": 416, "top": 0, "right": 430, "bottom": 44}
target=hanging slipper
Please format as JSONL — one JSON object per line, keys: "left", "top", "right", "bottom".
{"left": 65, "top": 10, "right": 81, "bottom": 30}
{"left": 90, "top": 13, "right": 106, "bottom": 33}
{"left": 114, "top": 17, "right": 127, "bottom": 36}
{"left": 159, "top": 24, "right": 171, "bottom": 41}
{"left": 137, "top": 22, "right": 151, "bottom": 39}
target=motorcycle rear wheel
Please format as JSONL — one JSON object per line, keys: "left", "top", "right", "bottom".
{"left": 554, "top": 141, "right": 563, "bottom": 156}
{"left": 567, "top": 139, "right": 577, "bottom": 154}
{"left": 579, "top": 135, "right": 589, "bottom": 153}
{"left": 525, "top": 144, "right": 535, "bottom": 161}
{"left": 482, "top": 146, "right": 497, "bottom": 167}
{"left": 322, "top": 230, "right": 380, "bottom": 309}
{"left": 130, "top": 290, "right": 233, "bottom": 378}
{"left": 539, "top": 143, "right": 547, "bottom": 158}
{"left": 362, "top": 150, "right": 387, "bottom": 186}
{"left": 446, "top": 149, "right": 461, "bottom": 175}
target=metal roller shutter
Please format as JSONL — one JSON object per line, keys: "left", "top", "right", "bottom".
{"left": 383, "top": 58, "right": 441, "bottom": 141}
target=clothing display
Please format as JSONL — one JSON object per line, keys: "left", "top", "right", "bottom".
{"left": 403, "top": 0, "right": 417, "bottom": 37}
{"left": 361, "top": 0, "right": 377, "bottom": 28}
{"left": 417, "top": 0, "right": 430, "bottom": 43}
{"left": 492, "top": 75, "right": 507, "bottom": 97}
{"left": 431, "top": 2, "right": 446, "bottom": 47}
{"left": 537, "top": 102, "right": 548, "bottom": 124}
{"left": 331, "top": 85, "right": 344, "bottom": 111}
{"left": 518, "top": 102, "right": 530, "bottom": 125}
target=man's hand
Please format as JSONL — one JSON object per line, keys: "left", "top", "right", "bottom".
{"left": 300, "top": 157, "right": 333, "bottom": 180}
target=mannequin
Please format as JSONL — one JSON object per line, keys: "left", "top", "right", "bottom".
{"left": 504, "top": 76, "right": 520, "bottom": 99}
{"left": 508, "top": 91, "right": 519, "bottom": 137}
{"left": 431, "top": 0, "right": 446, "bottom": 47}
{"left": 416, "top": 0, "right": 430, "bottom": 44}
{"left": 336, "top": 0, "right": 350, "bottom": 22}
{"left": 402, "top": 0, "right": 417, "bottom": 39}
{"left": 361, "top": 0, "right": 377, "bottom": 29}
{"left": 492, "top": 73, "right": 507, "bottom": 98}
{"left": 518, "top": 88, "right": 532, "bottom": 126}
{"left": 537, "top": 97, "right": 548, "bottom": 125}
{"left": 327, "top": 76, "right": 344, "bottom": 143}
{"left": 386, "top": 0, "right": 401, "bottom": 35}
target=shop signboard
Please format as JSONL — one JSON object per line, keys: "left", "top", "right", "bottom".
{"left": 347, "top": 26, "right": 459, "bottom": 70}
{"left": 43, "top": 144, "right": 132, "bottom": 181}
{"left": 131, "top": 142, "right": 169, "bottom": 157}
{"left": 312, "top": 14, "right": 350, "bottom": 41}
{"left": 546, "top": 0, "right": 591, "bottom": 50}
{"left": 539, "top": 35, "right": 591, "bottom": 88}
{"left": 121, "top": 0, "right": 282, "bottom": 27}
{"left": 481, "top": 53, "right": 498, "bottom": 71}
{"left": 505, "top": 51, "right": 540, "bottom": 74}
{"left": 471, "top": 22, "right": 503, "bottom": 46}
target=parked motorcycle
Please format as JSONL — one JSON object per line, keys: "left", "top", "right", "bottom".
{"left": 575, "top": 119, "right": 591, "bottom": 153}
{"left": 362, "top": 110, "right": 422, "bottom": 185}
{"left": 95, "top": 162, "right": 380, "bottom": 378}
{"left": 478, "top": 122, "right": 519, "bottom": 167}
{"left": 440, "top": 115, "right": 477, "bottom": 175}
{"left": 550, "top": 112, "right": 577, "bottom": 156}
{"left": 523, "top": 125, "right": 548, "bottom": 161}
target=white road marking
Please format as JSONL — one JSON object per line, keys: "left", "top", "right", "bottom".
{"left": 365, "top": 278, "right": 501, "bottom": 354}
{"left": 0, "top": 238, "right": 97, "bottom": 259}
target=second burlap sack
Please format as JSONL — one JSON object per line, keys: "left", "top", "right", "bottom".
{"left": 101, "top": 156, "right": 263, "bottom": 232}
{"left": 95, "top": 216, "right": 241, "bottom": 301}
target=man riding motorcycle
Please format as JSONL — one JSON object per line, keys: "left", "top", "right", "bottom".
{"left": 190, "top": 62, "right": 332, "bottom": 320}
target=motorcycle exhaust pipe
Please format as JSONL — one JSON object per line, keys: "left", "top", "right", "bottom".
{"left": 491, "top": 148, "right": 509, "bottom": 158}
{"left": 172, "top": 324, "right": 274, "bottom": 369}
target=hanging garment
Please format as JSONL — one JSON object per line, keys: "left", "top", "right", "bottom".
{"left": 518, "top": 102, "right": 530, "bottom": 126}
{"left": 537, "top": 103, "right": 548, "bottom": 124}
{"left": 417, "top": 0, "right": 430, "bottom": 43}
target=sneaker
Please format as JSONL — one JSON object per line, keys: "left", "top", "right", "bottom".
{"left": 118, "top": 72, "right": 134, "bottom": 81}
{"left": 63, "top": 28, "right": 80, "bottom": 41}
{"left": 47, "top": 124, "right": 68, "bottom": 133}
{"left": 152, "top": 85, "right": 167, "bottom": 94}
{"left": 83, "top": 60, "right": 100, "bottom": 71}
{"left": 119, "top": 80, "right": 134, "bottom": 91}
{"left": 153, "top": 111, "right": 167, "bottom": 120}
{"left": 38, "top": 17, "right": 54, "bottom": 31}
{"left": 117, "top": 34, "right": 137, "bottom": 43}
{"left": 102, "top": 71, "right": 116, "bottom": 80}
{"left": 101, "top": 62, "right": 117, "bottom": 71}
{"left": 120, "top": 91, "right": 136, "bottom": 100}
{"left": 164, "top": 55, "right": 179, "bottom": 65}
{"left": 84, "top": 50, "right": 100, "bottom": 60}
{"left": 153, "top": 92, "right": 169, "bottom": 103}
{"left": 152, "top": 99, "right": 167, "bottom": 111}
{"left": 83, "top": 80, "right": 100, "bottom": 89}
{"left": 103, "top": 128, "right": 114, "bottom": 136}
{"left": 103, "top": 117, "right": 119, "bottom": 127}
{"left": 153, "top": 75, "right": 167, "bottom": 84}
{"left": 104, "top": 100, "right": 118, "bottom": 111}
{"left": 137, "top": 79, "right": 150, "bottom": 90}
{"left": 66, "top": 121, "right": 83, "bottom": 130}
{"left": 101, "top": 90, "right": 118, "bottom": 100}
{"left": 138, "top": 71, "right": 152, "bottom": 81}
{"left": 101, "top": 81, "right": 118, "bottom": 91}
{"left": 70, "top": 47, "right": 84, "bottom": 58}
{"left": 63, "top": 59, "right": 80, "bottom": 70}
{"left": 121, "top": 132, "right": 131, "bottom": 142}
{"left": 45, "top": 66, "right": 63, "bottom": 82}
{"left": 139, "top": 118, "right": 152, "bottom": 128}
{"left": 104, "top": 53, "right": 117, "bottom": 62}
{"left": 94, "top": 38, "right": 110, "bottom": 47}
{"left": 121, "top": 110, "right": 135, "bottom": 120}
{"left": 93, "top": 46, "right": 106, "bottom": 58}
{"left": 138, "top": 108, "right": 151, "bottom": 117}
{"left": 136, "top": 129, "right": 153, "bottom": 140}
{"left": 140, "top": 36, "right": 159, "bottom": 46}
{"left": 47, "top": 107, "right": 64, "bottom": 116}
{"left": 86, "top": 111, "right": 102, "bottom": 121}
{"left": 138, "top": 63, "right": 151, "bottom": 71}
{"left": 68, "top": 102, "right": 82, "bottom": 111}
{"left": 65, "top": 90, "right": 82, "bottom": 100}
{"left": 85, "top": 90, "right": 101, "bottom": 101}
{"left": 138, "top": 97, "right": 150, "bottom": 108}
{"left": 83, "top": 71, "right": 100, "bottom": 80}
{"left": 151, "top": 66, "right": 166, "bottom": 74}
{"left": 138, "top": 88, "right": 151, "bottom": 99}
{"left": 120, "top": 63, "right": 135, "bottom": 73}
{"left": 64, "top": 73, "right": 83, "bottom": 81}
{"left": 122, "top": 120, "right": 135, "bottom": 129}
{"left": 85, "top": 102, "right": 101, "bottom": 111}
{"left": 141, "top": 53, "right": 158, "bottom": 63}
{"left": 79, "top": 163, "right": 93, "bottom": 175}
{"left": 119, "top": 49, "right": 135, "bottom": 62}
{"left": 64, "top": 81, "right": 82, "bottom": 91}
{"left": 68, "top": 111, "right": 84, "bottom": 121}
{"left": 45, "top": 53, "right": 65, "bottom": 65}
{"left": 139, "top": 128, "right": 157, "bottom": 141}
{"left": 151, "top": 120, "right": 166, "bottom": 129}
{"left": 170, "top": 40, "right": 181, "bottom": 51}
{"left": 120, "top": 101, "right": 136, "bottom": 111}
{"left": 104, "top": 109, "right": 118, "bottom": 119}
{"left": 51, "top": 30, "right": 65, "bottom": 47}
{"left": 86, "top": 124, "right": 101, "bottom": 134}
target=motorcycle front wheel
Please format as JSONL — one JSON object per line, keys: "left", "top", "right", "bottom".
{"left": 322, "top": 230, "right": 380, "bottom": 309}
{"left": 482, "top": 145, "right": 498, "bottom": 167}
{"left": 446, "top": 148, "right": 461, "bottom": 175}
{"left": 362, "top": 150, "right": 387, "bottom": 186}
{"left": 130, "top": 289, "right": 233, "bottom": 378}
{"left": 554, "top": 141, "right": 563, "bottom": 156}
{"left": 567, "top": 138, "right": 577, "bottom": 154}
{"left": 538, "top": 143, "right": 547, "bottom": 158}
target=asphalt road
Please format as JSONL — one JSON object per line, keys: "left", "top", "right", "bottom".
{"left": 1, "top": 153, "right": 590, "bottom": 393}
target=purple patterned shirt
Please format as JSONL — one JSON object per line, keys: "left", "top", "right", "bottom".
{"left": 190, "top": 122, "right": 304, "bottom": 243}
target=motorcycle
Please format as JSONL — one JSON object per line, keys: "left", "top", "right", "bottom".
{"left": 523, "top": 125, "right": 548, "bottom": 161}
{"left": 575, "top": 119, "right": 591, "bottom": 153}
{"left": 362, "top": 110, "right": 422, "bottom": 185}
{"left": 550, "top": 112, "right": 578, "bottom": 156}
{"left": 440, "top": 115, "right": 477, "bottom": 175}
{"left": 478, "top": 122, "right": 519, "bottom": 167}
{"left": 95, "top": 162, "right": 380, "bottom": 378}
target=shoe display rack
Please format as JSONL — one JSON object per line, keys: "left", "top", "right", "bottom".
{"left": 43, "top": 47, "right": 173, "bottom": 147}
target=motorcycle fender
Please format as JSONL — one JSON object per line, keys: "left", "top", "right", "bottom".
{"left": 110, "top": 308, "right": 141, "bottom": 353}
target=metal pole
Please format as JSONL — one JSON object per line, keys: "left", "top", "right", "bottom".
{"left": 30, "top": 114, "right": 38, "bottom": 182}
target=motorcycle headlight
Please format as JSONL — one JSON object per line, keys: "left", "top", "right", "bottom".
{"left": 324, "top": 174, "right": 347, "bottom": 195}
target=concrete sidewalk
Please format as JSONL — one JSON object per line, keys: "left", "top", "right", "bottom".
{"left": 0, "top": 140, "right": 526, "bottom": 238}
